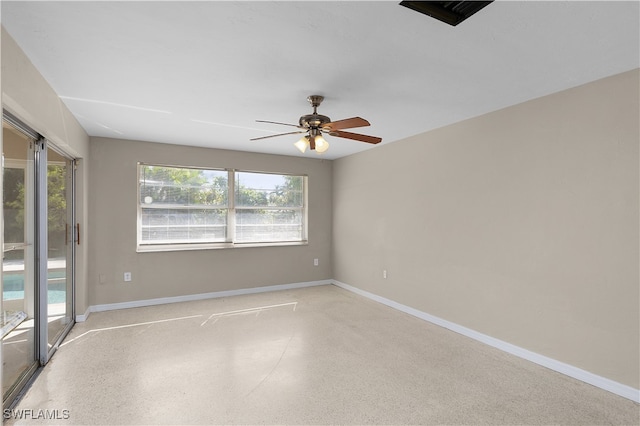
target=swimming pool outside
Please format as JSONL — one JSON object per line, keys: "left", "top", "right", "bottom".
{"left": 3, "top": 271, "right": 67, "bottom": 304}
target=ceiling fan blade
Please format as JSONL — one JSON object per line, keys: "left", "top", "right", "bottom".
{"left": 323, "top": 117, "right": 370, "bottom": 131}
{"left": 256, "top": 120, "right": 303, "bottom": 129}
{"left": 250, "top": 130, "right": 306, "bottom": 141}
{"left": 329, "top": 130, "right": 382, "bottom": 144}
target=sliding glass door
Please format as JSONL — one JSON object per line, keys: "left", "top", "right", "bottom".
{"left": 2, "top": 113, "right": 76, "bottom": 406}
{"left": 45, "top": 147, "right": 74, "bottom": 354}
{"left": 2, "top": 120, "right": 38, "bottom": 404}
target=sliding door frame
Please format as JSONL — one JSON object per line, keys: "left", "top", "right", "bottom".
{"left": 41, "top": 141, "right": 76, "bottom": 362}
{"left": 34, "top": 138, "right": 48, "bottom": 365}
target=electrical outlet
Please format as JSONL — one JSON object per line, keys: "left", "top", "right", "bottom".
{"left": 124, "top": 272, "right": 132, "bottom": 282}
{"left": 314, "top": 258, "right": 319, "bottom": 266}
{"left": 383, "top": 270, "right": 387, "bottom": 279}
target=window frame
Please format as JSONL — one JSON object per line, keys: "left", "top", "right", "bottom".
{"left": 136, "top": 163, "right": 308, "bottom": 252}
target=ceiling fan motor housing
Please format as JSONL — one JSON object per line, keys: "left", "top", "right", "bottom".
{"left": 299, "top": 113, "right": 331, "bottom": 129}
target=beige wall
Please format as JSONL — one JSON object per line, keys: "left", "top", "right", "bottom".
{"left": 88, "top": 137, "right": 332, "bottom": 305}
{"left": 333, "top": 69, "right": 640, "bottom": 389}
{"left": 1, "top": 27, "right": 91, "bottom": 316}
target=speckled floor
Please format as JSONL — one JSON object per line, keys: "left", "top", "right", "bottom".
{"left": 6, "top": 285, "right": 640, "bottom": 425}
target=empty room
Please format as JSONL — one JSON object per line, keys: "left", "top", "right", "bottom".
{"left": 1, "top": 1, "right": 638, "bottom": 424}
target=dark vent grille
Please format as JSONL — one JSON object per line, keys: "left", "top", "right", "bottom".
{"left": 400, "top": 1, "right": 493, "bottom": 26}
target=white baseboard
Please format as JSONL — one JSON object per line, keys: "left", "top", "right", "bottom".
{"left": 332, "top": 280, "right": 640, "bottom": 404}
{"left": 75, "top": 307, "right": 91, "bottom": 323}
{"left": 84, "top": 280, "right": 330, "bottom": 317}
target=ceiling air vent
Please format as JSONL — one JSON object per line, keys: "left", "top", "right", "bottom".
{"left": 399, "top": 1, "right": 493, "bottom": 26}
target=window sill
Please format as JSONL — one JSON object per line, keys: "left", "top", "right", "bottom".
{"left": 136, "top": 240, "right": 308, "bottom": 253}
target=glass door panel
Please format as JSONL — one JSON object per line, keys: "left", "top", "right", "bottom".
{"left": 2, "top": 122, "right": 37, "bottom": 402}
{"left": 46, "top": 148, "right": 74, "bottom": 351}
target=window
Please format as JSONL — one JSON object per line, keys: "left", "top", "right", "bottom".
{"left": 235, "top": 171, "right": 305, "bottom": 243}
{"left": 137, "top": 164, "right": 307, "bottom": 251}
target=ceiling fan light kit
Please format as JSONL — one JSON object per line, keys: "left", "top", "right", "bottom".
{"left": 294, "top": 136, "right": 310, "bottom": 154}
{"left": 251, "top": 95, "right": 381, "bottom": 155}
{"left": 295, "top": 127, "right": 329, "bottom": 154}
{"left": 314, "top": 136, "right": 329, "bottom": 153}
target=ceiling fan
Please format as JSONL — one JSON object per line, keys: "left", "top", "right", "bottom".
{"left": 250, "top": 95, "right": 382, "bottom": 154}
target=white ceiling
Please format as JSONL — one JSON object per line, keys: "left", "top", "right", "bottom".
{"left": 2, "top": 1, "right": 639, "bottom": 160}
